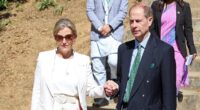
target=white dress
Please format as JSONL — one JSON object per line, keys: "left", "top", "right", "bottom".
{"left": 51, "top": 55, "right": 80, "bottom": 110}
{"left": 31, "top": 50, "right": 106, "bottom": 110}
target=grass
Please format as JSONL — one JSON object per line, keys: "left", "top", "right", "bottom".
{"left": 36, "top": 0, "right": 56, "bottom": 11}
{"left": 0, "top": 18, "right": 10, "bottom": 31}
{"left": 36, "top": 0, "right": 64, "bottom": 15}
{"left": 0, "top": 0, "right": 8, "bottom": 10}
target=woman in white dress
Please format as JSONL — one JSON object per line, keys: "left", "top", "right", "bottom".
{"left": 31, "top": 18, "right": 117, "bottom": 110}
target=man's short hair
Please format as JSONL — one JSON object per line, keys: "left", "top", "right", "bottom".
{"left": 129, "top": 2, "right": 153, "bottom": 18}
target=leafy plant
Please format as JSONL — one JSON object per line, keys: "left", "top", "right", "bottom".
{"left": 7, "top": 0, "right": 27, "bottom": 2}
{"left": 36, "top": 0, "right": 56, "bottom": 11}
{"left": 36, "top": 0, "right": 64, "bottom": 15}
{"left": 0, "top": 0, "right": 8, "bottom": 10}
{"left": 54, "top": 4, "right": 64, "bottom": 15}
{"left": 0, "top": 19, "right": 11, "bottom": 31}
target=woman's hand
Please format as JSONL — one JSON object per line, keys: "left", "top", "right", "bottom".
{"left": 104, "top": 80, "right": 119, "bottom": 97}
{"left": 192, "top": 53, "right": 197, "bottom": 61}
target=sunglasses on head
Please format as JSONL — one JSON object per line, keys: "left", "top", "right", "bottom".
{"left": 55, "top": 34, "right": 74, "bottom": 41}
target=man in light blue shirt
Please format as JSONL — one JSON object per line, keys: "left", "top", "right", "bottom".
{"left": 86, "top": 0, "right": 128, "bottom": 107}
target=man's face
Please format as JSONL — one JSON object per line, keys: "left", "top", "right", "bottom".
{"left": 129, "top": 7, "right": 152, "bottom": 41}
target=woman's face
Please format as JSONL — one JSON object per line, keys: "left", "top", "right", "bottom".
{"left": 55, "top": 27, "right": 76, "bottom": 56}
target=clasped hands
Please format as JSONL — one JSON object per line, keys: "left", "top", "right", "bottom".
{"left": 104, "top": 80, "right": 119, "bottom": 97}
{"left": 99, "top": 24, "right": 112, "bottom": 37}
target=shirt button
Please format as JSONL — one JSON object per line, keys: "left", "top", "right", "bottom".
{"left": 146, "top": 80, "right": 150, "bottom": 83}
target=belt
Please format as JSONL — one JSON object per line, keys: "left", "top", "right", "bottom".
{"left": 53, "top": 94, "right": 80, "bottom": 110}
{"left": 53, "top": 94, "right": 78, "bottom": 104}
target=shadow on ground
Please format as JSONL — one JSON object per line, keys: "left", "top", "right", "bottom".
{"left": 87, "top": 106, "right": 115, "bottom": 110}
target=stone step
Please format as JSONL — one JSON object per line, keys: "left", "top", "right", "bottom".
{"left": 192, "top": 18, "right": 200, "bottom": 32}
{"left": 193, "top": 32, "right": 200, "bottom": 43}
{"left": 86, "top": 90, "right": 200, "bottom": 110}
{"left": 186, "top": 72, "right": 200, "bottom": 90}
{"left": 191, "top": 8, "right": 200, "bottom": 18}
{"left": 185, "top": 0, "right": 200, "bottom": 8}
{"left": 86, "top": 89, "right": 200, "bottom": 110}
{"left": 189, "top": 56, "right": 200, "bottom": 72}
{"left": 86, "top": 97, "right": 116, "bottom": 110}
{"left": 177, "top": 89, "right": 200, "bottom": 110}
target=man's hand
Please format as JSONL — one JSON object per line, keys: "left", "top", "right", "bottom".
{"left": 100, "top": 24, "right": 112, "bottom": 37}
{"left": 104, "top": 80, "right": 119, "bottom": 97}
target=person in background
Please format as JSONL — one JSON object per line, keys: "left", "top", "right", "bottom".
{"left": 86, "top": 0, "right": 128, "bottom": 107}
{"left": 31, "top": 18, "right": 118, "bottom": 110}
{"left": 151, "top": 0, "right": 197, "bottom": 102}
{"left": 106, "top": 2, "right": 176, "bottom": 110}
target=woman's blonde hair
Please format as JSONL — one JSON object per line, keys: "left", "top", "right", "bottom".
{"left": 53, "top": 18, "right": 77, "bottom": 39}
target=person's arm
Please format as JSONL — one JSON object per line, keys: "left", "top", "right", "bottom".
{"left": 161, "top": 46, "right": 176, "bottom": 110}
{"left": 111, "top": 44, "right": 123, "bottom": 98}
{"left": 184, "top": 3, "right": 197, "bottom": 57}
{"left": 109, "top": 0, "right": 128, "bottom": 30}
{"left": 85, "top": 57, "right": 106, "bottom": 98}
{"left": 31, "top": 54, "right": 41, "bottom": 110}
{"left": 84, "top": 56, "right": 118, "bottom": 98}
{"left": 86, "top": 0, "right": 103, "bottom": 31}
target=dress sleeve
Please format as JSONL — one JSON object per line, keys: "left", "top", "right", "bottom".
{"left": 184, "top": 2, "right": 197, "bottom": 54}
{"left": 85, "top": 57, "right": 106, "bottom": 98}
{"left": 31, "top": 53, "right": 42, "bottom": 110}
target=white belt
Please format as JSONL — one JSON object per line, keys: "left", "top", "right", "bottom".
{"left": 53, "top": 94, "right": 79, "bottom": 110}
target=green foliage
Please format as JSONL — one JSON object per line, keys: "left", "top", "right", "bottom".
{"left": 36, "top": 0, "right": 64, "bottom": 15}
{"left": 36, "top": 0, "right": 56, "bottom": 11}
{"left": 0, "top": 19, "right": 11, "bottom": 31}
{"left": 14, "top": 0, "right": 24, "bottom": 12}
{"left": 7, "top": 0, "right": 26, "bottom": 2}
{"left": 54, "top": 4, "right": 64, "bottom": 15}
{"left": 0, "top": 0, "right": 8, "bottom": 9}
{"left": 0, "top": 0, "right": 27, "bottom": 10}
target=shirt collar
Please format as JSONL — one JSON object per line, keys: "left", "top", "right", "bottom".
{"left": 134, "top": 32, "right": 151, "bottom": 49}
